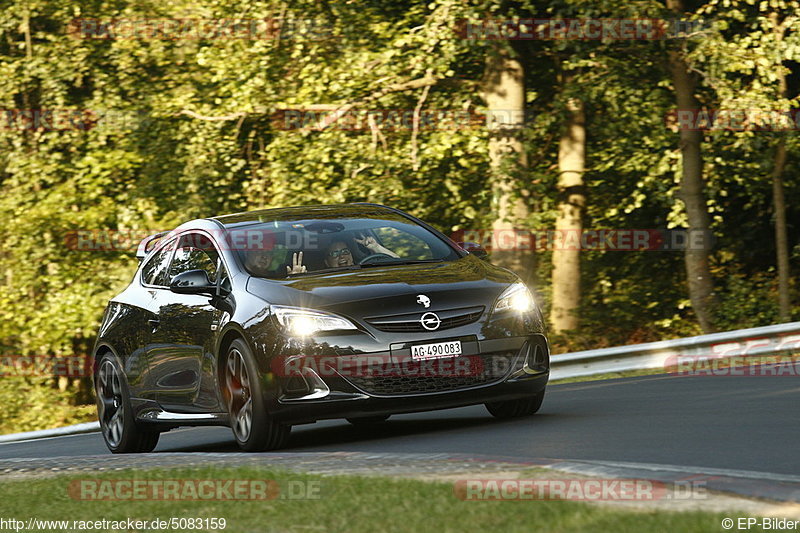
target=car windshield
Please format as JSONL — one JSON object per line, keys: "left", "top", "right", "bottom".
{"left": 227, "top": 214, "right": 460, "bottom": 279}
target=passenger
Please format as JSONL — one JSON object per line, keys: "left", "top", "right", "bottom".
{"left": 324, "top": 234, "right": 399, "bottom": 269}
{"left": 324, "top": 241, "right": 354, "bottom": 268}
{"left": 286, "top": 251, "right": 307, "bottom": 274}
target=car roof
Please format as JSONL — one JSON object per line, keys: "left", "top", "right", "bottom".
{"left": 209, "top": 203, "right": 402, "bottom": 228}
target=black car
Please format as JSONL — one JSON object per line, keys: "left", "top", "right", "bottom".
{"left": 93, "top": 203, "right": 550, "bottom": 453}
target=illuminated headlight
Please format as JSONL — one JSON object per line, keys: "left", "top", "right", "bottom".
{"left": 493, "top": 282, "right": 535, "bottom": 313}
{"left": 272, "top": 306, "right": 358, "bottom": 336}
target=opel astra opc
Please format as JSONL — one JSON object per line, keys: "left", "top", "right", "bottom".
{"left": 92, "top": 203, "right": 550, "bottom": 453}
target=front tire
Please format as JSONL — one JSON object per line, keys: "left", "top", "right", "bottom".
{"left": 485, "top": 390, "right": 545, "bottom": 419}
{"left": 223, "top": 338, "right": 290, "bottom": 451}
{"left": 95, "top": 353, "right": 160, "bottom": 453}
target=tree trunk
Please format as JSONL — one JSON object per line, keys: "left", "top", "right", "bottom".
{"left": 770, "top": 11, "right": 791, "bottom": 322}
{"left": 666, "top": 0, "right": 716, "bottom": 333}
{"left": 772, "top": 140, "right": 791, "bottom": 321}
{"left": 551, "top": 97, "right": 585, "bottom": 333}
{"left": 482, "top": 45, "right": 532, "bottom": 282}
{"left": 667, "top": 50, "right": 716, "bottom": 333}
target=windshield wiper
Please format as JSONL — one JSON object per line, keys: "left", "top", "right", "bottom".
{"left": 284, "top": 265, "right": 363, "bottom": 277}
{"left": 359, "top": 259, "right": 445, "bottom": 268}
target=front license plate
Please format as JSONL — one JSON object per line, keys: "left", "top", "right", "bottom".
{"left": 411, "top": 341, "right": 462, "bottom": 360}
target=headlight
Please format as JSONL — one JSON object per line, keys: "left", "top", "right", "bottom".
{"left": 493, "top": 282, "right": 535, "bottom": 313}
{"left": 271, "top": 306, "right": 358, "bottom": 336}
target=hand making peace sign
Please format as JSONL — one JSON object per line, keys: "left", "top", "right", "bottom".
{"left": 286, "top": 251, "right": 307, "bottom": 275}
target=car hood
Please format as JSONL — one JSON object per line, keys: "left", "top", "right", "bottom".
{"left": 245, "top": 255, "right": 518, "bottom": 318}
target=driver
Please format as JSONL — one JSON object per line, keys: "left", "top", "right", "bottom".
{"left": 243, "top": 249, "right": 278, "bottom": 277}
{"left": 243, "top": 246, "right": 292, "bottom": 276}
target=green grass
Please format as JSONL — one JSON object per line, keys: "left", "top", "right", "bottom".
{"left": 0, "top": 466, "right": 765, "bottom": 533}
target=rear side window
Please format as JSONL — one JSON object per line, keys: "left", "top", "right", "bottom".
{"left": 141, "top": 238, "right": 177, "bottom": 287}
{"left": 169, "top": 233, "right": 222, "bottom": 284}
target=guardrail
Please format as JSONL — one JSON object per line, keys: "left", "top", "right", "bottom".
{"left": 550, "top": 321, "right": 800, "bottom": 380}
{"left": 0, "top": 421, "right": 100, "bottom": 444}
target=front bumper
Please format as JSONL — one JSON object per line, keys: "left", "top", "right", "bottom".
{"left": 267, "top": 334, "right": 549, "bottom": 424}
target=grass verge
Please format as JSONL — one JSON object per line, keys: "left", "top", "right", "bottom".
{"left": 0, "top": 466, "right": 765, "bottom": 533}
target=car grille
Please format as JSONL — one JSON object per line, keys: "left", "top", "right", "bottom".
{"left": 364, "top": 306, "right": 484, "bottom": 333}
{"left": 343, "top": 351, "right": 519, "bottom": 396}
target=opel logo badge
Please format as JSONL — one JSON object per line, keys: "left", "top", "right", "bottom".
{"left": 420, "top": 312, "right": 441, "bottom": 331}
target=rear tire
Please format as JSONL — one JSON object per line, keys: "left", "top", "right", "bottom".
{"left": 95, "top": 352, "right": 160, "bottom": 453}
{"left": 346, "top": 415, "right": 390, "bottom": 426}
{"left": 223, "top": 338, "right": 291, "bottom": 451}
{"left": 485, "top": 390, "right": 545, "bottom": 419}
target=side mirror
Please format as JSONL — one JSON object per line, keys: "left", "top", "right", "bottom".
{"left": 457, "top": 241, "right": 489, "bottom": 259}
{"left": 169, "top": 270, "right": 217, "bottom": 295}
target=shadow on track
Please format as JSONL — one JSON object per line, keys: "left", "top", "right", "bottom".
{"left": 154, "top": 410, "right": 563, "bottom": 453}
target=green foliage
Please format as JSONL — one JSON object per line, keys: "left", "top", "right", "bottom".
{"left": 713, "top": 269, "right": 789, "bottom": 332}
{"left": 0, "top": 373, "right": 96, "bottom": 433}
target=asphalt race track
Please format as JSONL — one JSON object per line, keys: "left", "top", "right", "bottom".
{"left": 2, "top": 375, "right": 798, "bottom": 480}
